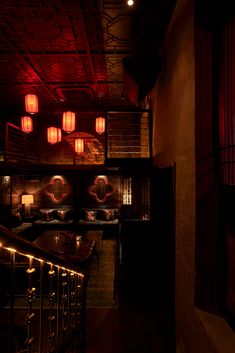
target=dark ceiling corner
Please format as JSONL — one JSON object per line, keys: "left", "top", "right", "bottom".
{"left": 195, "top": 0, "right": 235, "bottom": 31}
{"left": 0, "top": 0, "right": 176, "bottom": 120}
{"left": 123, "top": 55, "right": 162, "bottom": 103}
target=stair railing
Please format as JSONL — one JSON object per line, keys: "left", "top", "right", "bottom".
{"left": 0, "top": 225, "right": 86, "bottom": 353}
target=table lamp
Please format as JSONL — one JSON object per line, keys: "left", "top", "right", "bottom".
{"left": 21, "top": 194, "right": 34, "bottom": 217}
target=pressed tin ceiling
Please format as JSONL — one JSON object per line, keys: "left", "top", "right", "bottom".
{"left": 0, "top": 0, "right": 176, "bottom": 120}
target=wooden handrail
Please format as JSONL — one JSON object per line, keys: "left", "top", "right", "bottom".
{"left": 0, "top": 225, "right": 85, "bottom": 274}
{"left": 0, "top": 225, "right": 86, "bottom": 353}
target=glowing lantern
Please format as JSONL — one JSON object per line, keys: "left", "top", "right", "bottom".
{"left": 47, "top": 127, "right": 61, "bottom": 144}
{"left": 95, "top": 116, "right": 105, "bottom": 134}
{"left": 21, "top": 116, "right": 33, "bottom": 133}
{"left": 25, "top": 94, "right": 38, "bottom": 114}
{"left": 57, "top": 128, "right": 62, "bottom": 142}
{"left": 62, "top": 111, "right": 75, "bottom": 133}
{"left": 75, "top": 138, "right": 84, "bottom": 154}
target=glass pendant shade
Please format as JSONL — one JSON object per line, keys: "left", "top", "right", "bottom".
{"left": 62, "top": 111, "right": 76, "bottom": 133}
{"left": 75, "top": 138, "right": 84, "bottom": 153}
{"left": 25, "top": 94, "right": 38, "bottom": 114}
{"left": 95, "top": 116, "right": 105, "bottom": 134}
{"left": 47, "top": 127, "right": 61, "bottom": 144}
{"left": 21, "top": 116, "right": 33, "bottom": 133}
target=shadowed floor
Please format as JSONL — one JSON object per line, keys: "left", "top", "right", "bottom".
{"left": 86, "top": 237, "right": 175, "bottom": 353}
{"left": 86, "top": 238, "right": 117, "bottom": 308}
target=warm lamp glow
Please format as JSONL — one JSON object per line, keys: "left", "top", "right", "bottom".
{"left": 47, "top": 127, "right": 61, "bottom": 144}
{"left": 75, "top": 138, "right": 84, "bottom": 154}
{"left": 25, "top": 94, "right": 38, "bottom": 114}
{"left": 122, "top": 177, "right": 132, "bottom": 205}
{"left": 21, "top": 116, "right": 33, "bottom": 133}
{"left": 95, "top": 117, "right": 105, "bottom": 134}
{"left": 62, "top": 111, "right": 76, "bottom": 133}
{"left": 21, "top": 194, "right": 34, "bottom": 205}
{"left": 21, "top": 194, "right": 34, "bottom": 216}
{"left": 127, "top": 0, "right": 134, "bottom": 6}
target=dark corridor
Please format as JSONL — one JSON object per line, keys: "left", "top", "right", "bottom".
{"left": 86, "top": 166, "right": 176, "bottom": 353}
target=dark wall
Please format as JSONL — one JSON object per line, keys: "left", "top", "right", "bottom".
{"left": 11, "top": 174, "right": 73, "bottom": 211}
{"left": 194, "top": 21, "right": 219, "bottom": 311}
{"left": 0, "top": 170, "right": 152, "bottom": 225}
{"left": 9, "top": 172, "right": 121, "bottom": 213}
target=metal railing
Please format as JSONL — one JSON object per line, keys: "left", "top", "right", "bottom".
{"left": 0, "top": 225, "right": 86, "bottom": 353}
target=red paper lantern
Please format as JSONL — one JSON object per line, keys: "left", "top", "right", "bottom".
{"left": 75, "top": 138, "right": 84, "bottom": 153}
{"left": 25, "top": 94, "right": 38, "bottom": 114}
{"left": 95, "top": 116, "right": 105, "bottom": 134}
{"left": 47, "top": 127, "right": 61, "bottom": 144}
{"left": 21, "top": 116, "right": 33, "bottom": 133}
{"left": 57, "top": 128, "right": 62, "bottom": 142}
{"left": 62, "top": 111, "right": 75, "bottom": 133}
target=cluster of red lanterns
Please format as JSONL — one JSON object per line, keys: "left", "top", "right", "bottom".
{"left": 21, "top": 95, "right": 105, "bottom": 153}
{"left": 21, "top": 94, "right": 38, "bottom": 133}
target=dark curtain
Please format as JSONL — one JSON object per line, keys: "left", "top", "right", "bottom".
{"left": 219, "top": 18, "right": 235, "bottom": 184}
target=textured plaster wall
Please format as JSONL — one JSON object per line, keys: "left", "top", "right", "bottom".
{"left": 151, "top": 0, "right": 211, "bottom": 351}
{"left": 151, "top": 0, "right": 235, "bottom": 352}
{"left": 152, "top": 0, "right": 196, "bottom": 323}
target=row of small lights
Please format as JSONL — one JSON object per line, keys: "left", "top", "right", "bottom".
{"left": 0, "top": 241, "right": 84, "bottom": 278}
{"left": 21, "top": 94, "right": 105, "bottom": 154}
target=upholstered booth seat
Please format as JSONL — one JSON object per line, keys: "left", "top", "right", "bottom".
{"left": 12, "top": 222, "right": 33, "bottom": 234}
{"left": 34, "top": 207, "right": 74, "bottom": 225}
{"left": 78, "top": 208, "right": 119, "bottom": 225}
{"left": 34, "top": 219, "right": 73, "bottom": 226}
{"left": 78, "top": 219, "right": 119, "bottom": 225}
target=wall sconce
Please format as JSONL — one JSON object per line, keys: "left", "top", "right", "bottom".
{"left": 95, "top": 117, "right": 105, "bottom": 134}
{"left": 47, "top": 127, "right": 62, "bottom": 144}
{"left": 21, "top": 116, "right": 33, "bottom": 133}
{"left": 25, "top": 94, "right": 38, "bottom": 114}
{"left": 21, "top": 194, "right": 34, "bottom": 217}
{"left": 62, "top": 111, "right": 76, "bottom": 133}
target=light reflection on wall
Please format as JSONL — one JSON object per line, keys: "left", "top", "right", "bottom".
{"left": 88, "top": 175, "right": 113, "bottom": 203}
{"left": 2, "top": 176, "right": 11, "bottom": 206}
{"left": 45, "top": 175, "right": 70, "bottom": 203}
{"left": 122, "top": 177, "right": 132, "bottom": 205}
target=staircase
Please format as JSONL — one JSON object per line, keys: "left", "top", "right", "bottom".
{"left": 0, "top": 225, "right": 87, "bottom": 353}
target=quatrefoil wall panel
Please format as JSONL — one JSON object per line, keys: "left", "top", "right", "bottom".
{"left": 88, "top": 176, "right": 114, "bottom": 203}
{"left": 83, "top": 174, "right": 121, "bottom": 208}
{"left": 45, "top": 176, "right": 71, "bottom": 204}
